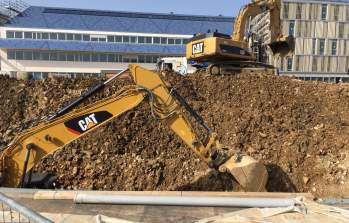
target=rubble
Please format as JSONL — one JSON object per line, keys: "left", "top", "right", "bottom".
{"left": 1, "top": 71, "right": 349, "bottom": 198}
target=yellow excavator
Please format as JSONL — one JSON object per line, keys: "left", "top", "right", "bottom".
{"left": 186, "top": 0, "right": 293, "bottom": 75}
{"left": 0, "top": 65, "right": 268, "bottom": 191}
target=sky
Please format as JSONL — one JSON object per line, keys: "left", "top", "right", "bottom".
{"left": 24, "top": 0, "right": 250, "bottom": 17}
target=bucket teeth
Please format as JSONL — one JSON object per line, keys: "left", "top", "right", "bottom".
{"left": 219, "top": 155, "right": 268, "bottom": 192}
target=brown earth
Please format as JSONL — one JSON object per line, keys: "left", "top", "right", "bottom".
{"left": 1, "top": 71, "right": 349, "bottom": 198}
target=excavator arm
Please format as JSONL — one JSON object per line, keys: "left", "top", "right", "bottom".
{"left": 0, "top": 65, "right": 267, "bottom": 191}
{"left": 186, "top": 0, "right": 292, "bottom": 74}
{"left": 232, "top": 0, "right": 293, "bottom": 53}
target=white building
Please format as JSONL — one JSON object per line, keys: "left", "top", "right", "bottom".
{"left": 0, "top": 1, "right": 234, "bottom": 79}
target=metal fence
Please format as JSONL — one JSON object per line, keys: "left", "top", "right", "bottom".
{"left": 0, "top": 192, "right": 52, "bottom": 223}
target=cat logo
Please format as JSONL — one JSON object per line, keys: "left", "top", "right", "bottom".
{"left": 192, "top": 42, "right": 204, "bottom": 55}
{"left": 64, "top": 111, "right": 113, "bottom": 135}
{"left": 78, "top": 114, "right": 98, "bottom": 131}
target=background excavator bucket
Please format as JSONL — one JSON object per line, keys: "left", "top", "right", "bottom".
{"left": 269, "top": 36, "right": 295, "bottom": 55}
{"left": 219, "top": 155, "right": 268, "bottom": 192}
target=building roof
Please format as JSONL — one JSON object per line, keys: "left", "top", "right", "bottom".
{"left": 0, "top": 39, "right": 185, "bottom": 54}
{"left": 3, "top": 6, "right": 234, "bottom": 35}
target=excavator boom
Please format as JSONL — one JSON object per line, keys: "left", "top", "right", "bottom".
{"left": 0, "top": 65, "right": 268, "bottom": 191}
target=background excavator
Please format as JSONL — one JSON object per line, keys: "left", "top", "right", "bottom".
{"left": 0, "top": 65, "right": 268, "bottom": 192}
{"left": 186, "top": 0, "right": 293, "bottom": 75}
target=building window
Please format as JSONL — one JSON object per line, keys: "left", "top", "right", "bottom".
{"left": 161, "top": 37, "right": 167, "bottom": 44}
{"left": 15, "top": 51, "right": 23, "bottom": 60}
{"left": 331, "top": 39, "right": 337, "bottom": 55}
{"left": 138, "top": 55, "right": 145, "bottom": 63}
{"left": 42, "top": 33, "right": 49, "bottom": 40}
{"left": 58, "top": 53, "right": 67, "bottom": 61}
{"left": 50, "top": 53, "right": 58, "bottom": 61}
{"left": 296, "top": 3, "right": 302, "bottom": 19}
{"left": 153, "top": 37, "right": 160, "bottom": 44}
{"left": 66, "top": 54, "right": 74, "bottom": 61}
{"left": 100, "top": 54, "right": 107, "bottom": 62}
{"left": 138, "top": 36, "right": 145, "bottom": 44}
{"left": 91, "top": 54, "right": 99, "bottom": 62}
{"left": 295, "top": 56, "right": 300, "bottom": 71}
{"left": 289, "top": 20, "right": 295, "bottom": 36}
{"left": 115, "top": 36, "right": 122, "bottom": 43}
{"left": 82, "top": 53, "right": 91, "bottom": 62}
{"left": 168, "top": 38, "right": 175, "bottom": 44}
{"left": 346, "top": 6, "right": 349, "bottom": 21}
{"left": 66, "top": 34, "right": 74, "bottom": 41}
{"left": 83, "top": 35, "right": 90, "bottom": 41}
{"left": 145, "top": 55, "right": 152, "bottom": 63}
{"left": 312, "top": 38, "right": 316, "bottom": 54}
{"left": 107, "top": 54, "right": 117, "bottom": 62}
{"left": 33, "top": 51, "right": 41, "bottom": 60}
{"left": 319, "top": 39, "right": 325, "bottom": 55}
{"left": 58, "top": 33, "right": 66, "bottom": 40}
{"left": 339, "top": 23, "right": 344, "bottom": 38}
{"left": 49, "top": 33, "right": 58, "bottom": 40}
{"left": 7, "top": 50, "right": 15, "bottom": 59}
{"left": 14, "top": 32, "right": 23, "bottom": 39}
{"left": 283, "top": 3, "right": 289, "bottom": 19}
{"left": 334, "top": 5, "right": 339, "bottom": 21}
{"left": 312, "top": 57, "right": 318, "bottom": 72}
{"left": 287, "top": 57, "right": 293, "bottom": 71}
{"left": 321, "top": 4, "right": 327, "bottom": 20}
{"left": 130, "top": 36, "right": 137, "bottom": 43}
{"left": 107, "top": 36, "right": 114, "bottom": 42}
{"left": 41, "top": 52, "right": 49, "bottom": 60}
{"left": 6, "top": 31, "right": 14, "bottom": 38}
{"left": 145, "top": 37, "right": 152, "bottom": 44}
{"left": 23, "top": 51, "right": 33, "bottom": 60}
{"left": 24, "top": 32, "right": 33, "bottom": 39}
{"left": 75, "top": 34, "right": 82, "bottom": 41}
{"left": 123, "top": 36, "right": 130, "bottom": 43}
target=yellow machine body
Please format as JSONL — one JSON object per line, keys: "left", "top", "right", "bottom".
{"left": 186, "top": 0, "right": 293, "bottom": 64}
{"left": 186, "top": 36, "right": 254, "bottom": 63}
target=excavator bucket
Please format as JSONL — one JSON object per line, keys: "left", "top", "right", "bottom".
{"left": 269, "top": 36, "right": 295, "bottom": 55}
{"left": 219, "top": 155, "right": 268, "bottom": 192}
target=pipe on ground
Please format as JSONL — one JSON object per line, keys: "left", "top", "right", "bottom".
{"left": 74, "top": 194, "right": 297, "bottom": 208}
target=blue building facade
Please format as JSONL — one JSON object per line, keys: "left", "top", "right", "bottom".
{"left": 0, "top": 6, "right": 234, "bottom": 78}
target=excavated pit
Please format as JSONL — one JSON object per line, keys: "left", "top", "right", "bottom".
{"left": 1, "top": 71, "right": 349, "bottom": 198}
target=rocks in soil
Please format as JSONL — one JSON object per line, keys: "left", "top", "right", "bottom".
{"left": 0, "top": 71, "right": 349, "bottom": 198}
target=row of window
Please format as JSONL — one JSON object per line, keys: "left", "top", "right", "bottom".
{"left": 7, "top": 50, "right": 164, "bottom": 63}
{"left": 314, "top": 39, "right": 338, "bottom": 56}
{"left": 27, "top": 72, "right": 101, "bottom": 80}
{"left": 284, "top": 3, "right": 349, "bottom": 21}
{"left": 6, "top": 31, "right": 190, "bottom": 45}
{"left": 283, "top": 56, "right": 349, "bottom": 73}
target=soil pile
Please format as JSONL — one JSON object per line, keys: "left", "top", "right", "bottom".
{"left": 1, "top": 71, "right": 349, "bottom": 198}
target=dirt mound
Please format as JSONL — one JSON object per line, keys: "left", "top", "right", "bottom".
{"left": 1, "top": 71, "right": 349, "bottom": 198}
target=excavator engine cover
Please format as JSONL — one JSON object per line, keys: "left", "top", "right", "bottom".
{"left": 219, "top": 155, "right": 268, "bottom": 192}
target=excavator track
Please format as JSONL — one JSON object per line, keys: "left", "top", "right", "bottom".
{"left": 207, "top": 61, "right": 278, "bottom": 76}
